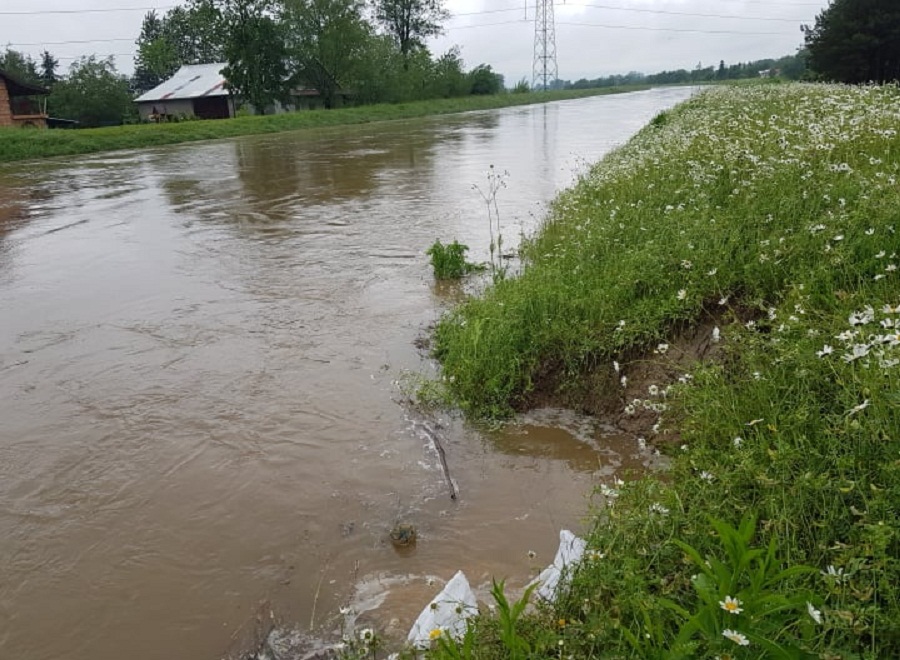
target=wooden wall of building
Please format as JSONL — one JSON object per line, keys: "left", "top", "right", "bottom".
{"left": 0, "top": 78, "right": 12, "bottom": 127}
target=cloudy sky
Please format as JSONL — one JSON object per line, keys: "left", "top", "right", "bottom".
{"left": 2, "top": 0, "right": 828, "bottom": 82}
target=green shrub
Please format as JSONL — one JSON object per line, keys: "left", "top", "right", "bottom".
{"left": 427, "top": 240, "right": 476, "bottom": 280}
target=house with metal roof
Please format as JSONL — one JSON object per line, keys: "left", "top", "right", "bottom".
{"left": 134, "top": 63, "right": 235, "bottom": 121}
{"left": 0, "top": 68, "right": 49, "bottom": 128}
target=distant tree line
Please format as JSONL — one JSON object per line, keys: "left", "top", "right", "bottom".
{"left": 565, "top": 52, "right": 810, "bottom": 90}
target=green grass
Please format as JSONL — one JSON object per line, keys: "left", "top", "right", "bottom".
{"left": 424, "top": 83, "right": 900, "bottom": 657}
{"left": 0, "top": 87, "right": 647, "bottom": 163}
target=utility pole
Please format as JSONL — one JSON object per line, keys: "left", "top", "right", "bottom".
{"left": 532, "top": 0, "right": 558, "bottom": 91}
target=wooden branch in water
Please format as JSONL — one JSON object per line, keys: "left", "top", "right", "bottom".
{"left": 420, "top": 423, "right": 458, "bottom": 500}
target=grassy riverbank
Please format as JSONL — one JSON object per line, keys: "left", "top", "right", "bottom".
{"left": 425, "top": 83, "right": 900, "bottom": 657}
{"left": 0, "top": 87, "right": 645, "bottom": 164}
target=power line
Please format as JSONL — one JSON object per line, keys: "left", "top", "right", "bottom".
{"left": 562, "top": 2, "right": 809, "bottom": 23}
{"left": 55, "top": 53, "right": 136, "bottom": 61}
{"left": 0, "top": 0, "right": 825, "bottom": 19}
{"left": 445, "top": 19, "right": 790, "bottom": 36}
{"left": 448, "top": 3, "right": 811, "bottom": 23}
{"left": 5, "top": 1, "right": 808, "bottom": 51}
{"left": 557, "top": 21, "right": 785, "bottom": 35}
{"left": 8, "top": 38, "right": 135, "bottom": 47}
{"left": 0, "top": 5, "right": 175, "bottom": 16}
{"left": 706, "top": 0, "right": 822, "bottom": 5}
{"left": 445, "top": 19, "right": 530, "bottom": 31}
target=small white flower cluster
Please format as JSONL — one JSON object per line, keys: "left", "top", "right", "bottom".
{"left": 623, "top": 392, "right": 668, "bottom": 417}
{"left": 821, "top": 564, "right": 846, "bottom": 582}
{"left": 600, "top": 477, "right": 625, "bottom": 501}
{"left": 817, "top": 302, "right": 900, "bottom": 368}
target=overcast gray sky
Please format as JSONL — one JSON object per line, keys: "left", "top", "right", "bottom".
{"left": 2, "top": 0, "right": 828, "bottom": 83}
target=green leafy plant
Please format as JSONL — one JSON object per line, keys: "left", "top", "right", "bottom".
{"left": 427, "top": 239, "right": 476, "bottom": 280}
{"left": 432, "top": 621, "right": 477, "bottom": 660}
{"left": 491, "top": 579, "right": 537, "bottom": 659}
{"left": 658, "top": 514, "right": 816, "bottom": 658}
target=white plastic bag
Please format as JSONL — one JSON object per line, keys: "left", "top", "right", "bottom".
{"left": 407, "top": 570, "right": 478, "bottom": 648}
{"left": 532, "top": 530, "right": 586, "bottom": 602}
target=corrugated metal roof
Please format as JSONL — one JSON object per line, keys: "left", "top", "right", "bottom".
{"left": 134, "top": 63, "right": 229, "bottom": 103}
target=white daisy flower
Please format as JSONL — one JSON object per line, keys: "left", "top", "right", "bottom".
{"left": 722, "top": 629, "right": 750, "bottom": 646}
{"left": 807, "top": 602, "right": 823, "bottom": 625}
{"left": 719, "top": 595, "right": 743, "bottom": 615}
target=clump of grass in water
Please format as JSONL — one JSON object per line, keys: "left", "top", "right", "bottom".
{"left": 423, "top": 164, "right": 509, "bottom": 283}
{"left": 427, "top": 83, "right": 900, "bottom": 656}
{"left": 427, "top": 240, "right": 478, "bottom": 280}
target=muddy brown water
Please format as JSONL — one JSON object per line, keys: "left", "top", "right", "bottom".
{"left": 0, "top": 88, "right": 694, "bottom": 660}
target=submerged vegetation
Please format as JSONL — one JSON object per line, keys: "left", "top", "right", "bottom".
{"left": 0, "top": 87, "right": 641, "bottom": 164}
{"left": 424, "top": 83, "right": 900, "bottom": 657}
{"left": 427, "top": 240, "right": 477, "bottom": 280}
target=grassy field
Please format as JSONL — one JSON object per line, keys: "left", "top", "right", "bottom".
{"left": 0, "top": 87, "right": 645, "bottom": 164}
{"left": 418, "top": 83, "right": 900, "bottom": 658}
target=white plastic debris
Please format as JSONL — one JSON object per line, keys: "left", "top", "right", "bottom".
{"left": 407, "top": 570, "right": 478, "bottom": 649}
{"left": 531, "top": 530, "right": 587, "bottom": 602}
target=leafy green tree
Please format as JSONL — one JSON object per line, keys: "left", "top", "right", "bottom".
{"left": 392, "top": 47, "right": 434, "bottom": 100}
{"left": 48, "top": 56, "right": 135, "bottom": 127}
{"left": 135, "top": 37, "right": 181, "bottom": 93}
{"left": 133, "top": 11, "right": 177, "bottom": 92}
{"left": 39, "top": 51, "right": 58, "bottom": 88}
{"left": 803, "top": 0, "right": 900, "bottom": 83}
{"left": 164, "top": 0, "right": 228, "bottom": 64}
{"left": 467, "top": 64, "right": 503, "bottom": 95}
{"left": 133, "top": 1, "right": 227, "bottom": 93}
{"left": 220, "top": 0, "right": 288, "bottom": 112}
{"left": 351, "top": 34, "right": 405, "bottom": 103}
{"left": 372, "top": 0, "right": 449, "bottom": 58}
{"left": 0, "top": 49, "right": 41, "bottom": 85}
{"left": 283, "top": 0, "right": 373, "bottom": 108}
{"left": 429, "top": 47, "right": 468, "bottom": 97}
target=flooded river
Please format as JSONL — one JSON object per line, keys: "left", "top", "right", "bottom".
{"left": 0, "top": 87, "right": 694, "bottom": 660}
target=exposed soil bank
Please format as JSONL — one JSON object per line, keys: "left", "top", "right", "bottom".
{"left": 0, "top": 86, "right": 648, "bottom": 164}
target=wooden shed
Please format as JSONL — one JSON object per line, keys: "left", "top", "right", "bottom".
{"left": 0, "top": 68, "right": 49, "bottom": 128}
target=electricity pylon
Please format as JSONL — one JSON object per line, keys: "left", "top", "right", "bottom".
{"left": 532, "top": 0, "right": 558, "bottom": 91}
